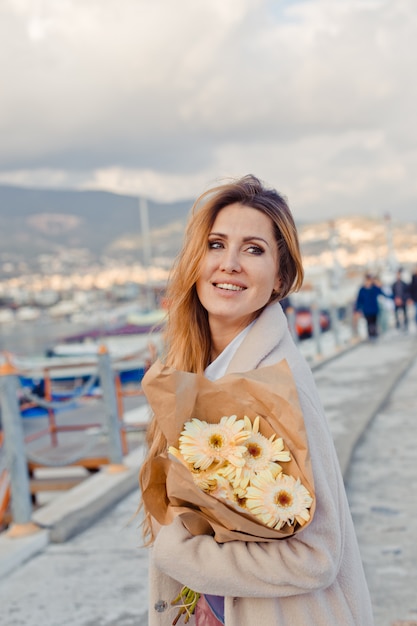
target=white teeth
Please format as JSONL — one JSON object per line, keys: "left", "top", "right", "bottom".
{"left": 215, "top": 283, "right": 245, "bottom": 291}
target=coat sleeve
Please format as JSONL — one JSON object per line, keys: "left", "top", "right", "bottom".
{"left": 152, "top": 388, "right": 347, "bottom": 599}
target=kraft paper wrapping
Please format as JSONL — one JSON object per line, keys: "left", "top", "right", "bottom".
{"left": 141, "top": 359, "right": 316, "bottom": 543}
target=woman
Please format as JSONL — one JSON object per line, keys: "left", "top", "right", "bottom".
{"left": 139, "top": 175, "right": 374, "bottom": 625}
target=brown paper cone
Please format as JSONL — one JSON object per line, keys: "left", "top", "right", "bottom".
{"left": 141, "top": 359, "right": 316, "bottom": 543}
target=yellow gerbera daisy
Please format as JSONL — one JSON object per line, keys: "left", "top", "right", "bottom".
{"left": 178, "top": 415, "right": 250, "bottom": 471}
{"left": 245, "top": 470, "right": 313, "bottom": 530}
{"left": 230, "top": 416, "right": 291, "bottom": 489}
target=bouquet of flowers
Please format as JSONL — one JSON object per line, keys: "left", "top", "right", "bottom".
{"left": 141, "top": 359, "right": 316, "bottom": 543}
{"left": 169, "top": 414, "right": 312, "bottom": 532}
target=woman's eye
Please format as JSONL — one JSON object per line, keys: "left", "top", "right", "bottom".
{"left": 208, "top": 240, "right": 223, "bottom": 249}
{"left": 246, "top": 245, "right": 264, "bottom": 255}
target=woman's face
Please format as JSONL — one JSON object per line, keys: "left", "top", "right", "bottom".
{"left": 196, "top": 203, "right": 281, "bottom": 341}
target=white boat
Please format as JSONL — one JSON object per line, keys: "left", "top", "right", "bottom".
{"left": 0, "top": 309, "right": 14, "bottom": 324}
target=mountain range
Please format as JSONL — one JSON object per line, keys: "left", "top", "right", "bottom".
{"left": 1, "top": 184, "right": 416, "bottom": 275}
{"left": 0, "top": 185, "right": 192, "bottom": 260}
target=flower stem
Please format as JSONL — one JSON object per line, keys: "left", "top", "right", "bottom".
{"left": 171, "top": 586, "right": 201, "bottom": 625}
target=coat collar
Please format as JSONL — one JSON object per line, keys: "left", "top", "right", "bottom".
{"left": 226, "top": 301, "right": 287, "bottom": 374}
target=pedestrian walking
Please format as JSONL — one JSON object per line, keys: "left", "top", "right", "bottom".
{"left": 354, "top": 274, "right": 383, "bottom": 340}
{"left": 391, "top": 268, "right": 409, "bottom": 331}
{"left": 409, "top": 265, "right": 417, "bottom": 326}
{"left": 139, "top": 175, "right": 374, "bottom": 626}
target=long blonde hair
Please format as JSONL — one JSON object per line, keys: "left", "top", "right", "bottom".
{"left": 139, "top": 174, "right": 303, "bottom": 542}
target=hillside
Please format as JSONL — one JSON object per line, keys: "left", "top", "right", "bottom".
{"left": 0, "top": 185, "right": 192, "bottom": 260}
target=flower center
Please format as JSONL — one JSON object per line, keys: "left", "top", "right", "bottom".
{"left": 246, "top": 442, "right": 262, "bottom": 458}
{"left": 275, "top": 490, "right": 293, "bottom": 508}
{"left": 208, "top": 434, "right": 224, "bottom": 449}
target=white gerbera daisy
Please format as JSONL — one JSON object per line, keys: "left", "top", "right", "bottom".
{"left": 168, "top": 445, "right": 187, "bottom": 465}
{"left": 207, "top": 474, "right": 236, "bottom": 500}
{"left": 169, "top": 445, "right": 222, "bottom": 491}
{"left": 245, "top": 470, "right": 313, "bottom": 530}
{"left": 231, "top": 416, "right": 291, "bottom": 489}
{"left": 178, "top": 415, "right": 250, "bottom": 471}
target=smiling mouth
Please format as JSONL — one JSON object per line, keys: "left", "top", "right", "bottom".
{"left": 214, "top": 283, "right": 246, "bottom": 292}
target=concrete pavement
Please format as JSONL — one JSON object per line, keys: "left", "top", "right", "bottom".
{"left": 0, "top": 327, "right": 416, "bottom": 625}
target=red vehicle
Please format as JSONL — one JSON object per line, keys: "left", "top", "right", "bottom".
{"left": 294, "top": 306, "right": 331, "bottom": 339}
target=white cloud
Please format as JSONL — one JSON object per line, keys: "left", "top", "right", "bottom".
{"left": 0, "top": 0, "right": 416, "bottom": 221}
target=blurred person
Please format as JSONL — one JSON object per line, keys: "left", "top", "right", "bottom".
{"left": 354, "top": 273, "right": 383, "bottom": 340}
{"left": 391, "top": 268, "right": 409, "bottom": 331}
{"left": 409, "top": 265, "right": 417, "bottom": 325}
{"left": 139, "top": 175, "right": 374, "bottom": 626}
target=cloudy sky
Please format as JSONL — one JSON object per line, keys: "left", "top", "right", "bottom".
{"left": 0, "top": 0, "right": 416, "bottom": 221}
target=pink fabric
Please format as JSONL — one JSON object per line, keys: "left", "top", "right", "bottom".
{"left": 195, "top": 596, "right": 223, "bottom": 626}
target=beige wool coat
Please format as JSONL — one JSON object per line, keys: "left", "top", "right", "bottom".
{"left": 147, "top": 302, "right": 374, "bottom": 625}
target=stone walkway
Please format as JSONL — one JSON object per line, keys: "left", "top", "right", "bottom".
{"left": 2, "top": 489, "right": 146, "bottom": 626}
{"left": 346, "top": 345, "right": 417, "bottom": 626}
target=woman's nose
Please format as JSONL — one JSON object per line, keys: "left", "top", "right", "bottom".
{"left": 219, "top": 248, "right": 241, "bottom": 273}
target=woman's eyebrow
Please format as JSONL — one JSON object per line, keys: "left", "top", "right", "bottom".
{"left": 209, "top": 231, "right": 270, "bottom": 246}
{"left": 242, "top": 236, "right": 269, "bottom": 246}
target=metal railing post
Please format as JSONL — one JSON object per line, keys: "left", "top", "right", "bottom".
{"left": 311, "top": 303, "right": 322, "bottom": 356}
{"left": 347, "top": 301, "right": 359, "bottom": 340}
{"left": 97, "top": 346, "right": 124, "bottom": 467}
{"left": 329, "top": 304, "right": 341, "bottom": 348}
{"left": 286, "top": 307, "right": 299, "bottom": 343}
{"left": 0, "top": 357, "right": 33, "bottom": 525}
